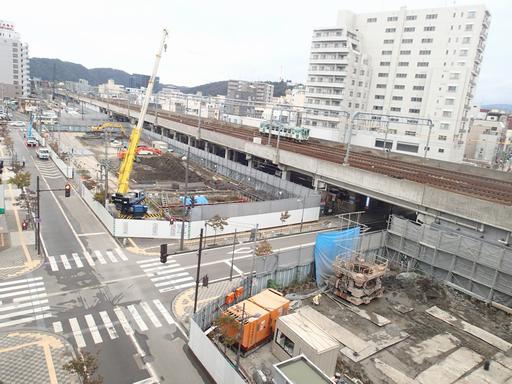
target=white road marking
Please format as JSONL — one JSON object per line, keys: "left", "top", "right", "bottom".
{"left": 152, "top": 299, "right": 175, "bottom": 325}
{"left": 147, "top": 266, "right": 184, "bottom": 278}
{"left": 141, "top": 261, "right": 179, "bottom": 273}
{"left": 115, "top": 248, "right": 128, "bottom": 261}
{"left": 138, "top": 261, "right": 166, "bottom": 268}
{"left": 72, "top": 253, "right": 84, "bottom": 268}
{"left": 127, "top": 305, "right": 148, "bottom": 332}
{"left": 0, "top": 286, "right": 46, "bottom": 299}
{"left": 13, "top": 292, "right": 48, "bottom": 303}
{"left": 224, "top": 259, "right": 243, "bottom": 275}
{"left": 154, "top": 276, "right": 193, "bottom": 288}
{"left": 99, "top": 311, "right": 118, "bottom": 339}
{"left": 60, "top": 254, "right": 72, "bottom": 270}
{"left": 0, "top": 281, "right": 44, "bottom": 294}
{"left": 77, "top": 232, "right": 106, "bottom": 237}
{"left": 47, "top": 256, "right": 59, "bottom": 271}
{"left": 85, "top": 314, "right": 103, "bottom": 344}
{"left": 0, "top": 276, "right": 43, "bottom": 287}
{"left": 137, "top": 258, "right": 165, "bottom": 265}
{"left": 69, "top": 317, "right": 86, "bottom": 348}
{"left": 159, "top": 281, "right": 195, "bottom": 293}
{"left": 0, "top": 313, "right": 52, "bottom": 329}
{"left": 150, "top": 272, "right": 189, "bottom": 283}
{"left": 94, "top": 250, "right": 107, "bottom": 264}
{"left": 140, "top": 302, "right": 162, "bottom": 328}
{"left": 114, "top": 307, "right": 134, "bottom": 336}
{"left": 0, "top": 299, "right": 48, "bottom": 313}
{"left": 83, "top": 251, "right": 95, "bottom": 266}
{"left": 53, "top": 321, "right": 63, "bottom": 333}
{"left": 226, "top": 246, "right": 253, "bottom": 255}
{"left": 106, "top": 251, "right": 118, "bottom": 263}
{"left": 0, "top": 305, "right": 50, "bottom": 320}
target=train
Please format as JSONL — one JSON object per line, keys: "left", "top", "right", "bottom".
{"left": 259, "top": 121, "right": 310, "bottom": 142}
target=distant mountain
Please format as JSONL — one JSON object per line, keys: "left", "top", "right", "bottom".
{"left": 481, "top": 104, "right": 512, "bottom": 112}
{"left": 30, "top": 57, "right": 295, "bottom": 97}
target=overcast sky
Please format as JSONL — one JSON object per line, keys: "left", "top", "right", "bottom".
{"left": 3, "top": 0, "right": 511, "bottom": 104}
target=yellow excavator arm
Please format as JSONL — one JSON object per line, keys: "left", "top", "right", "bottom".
{"left": 117, "top": 29, "right": 168, "bottom": 194}
{"left": 91, "top": 122, "right": 126, "bottom": 136}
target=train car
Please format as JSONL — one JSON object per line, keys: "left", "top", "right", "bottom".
{"left": 259, "top": 121, "right": 310, "bottom": 142}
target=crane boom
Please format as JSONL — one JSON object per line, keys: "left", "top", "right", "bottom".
{"left": 117, "top": 29, "right": 168, "bottom": 194}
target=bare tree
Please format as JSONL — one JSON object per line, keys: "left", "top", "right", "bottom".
{"left": 63, "top": 350, "right": 103, "bottom": 384}
{"left": 255, "top": 239, "right": 273, "bottom": 257}
{"left": 206, "top": 214, "right": 229, "bottom": 245}
{"left": 280, "top": 211, "right": 291, "bottom": 223}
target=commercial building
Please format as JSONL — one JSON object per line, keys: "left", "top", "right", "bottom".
{"left": 98, "top": 79, "right": 125, "bottom": 99}
{"left": 226, "top": 80, "right": 274, "bottom": 117}
{"left": 0, "top": 20, "right": 30, "bottom": 98}
{"left": 305, "top": 5, "right": 490, "bottom": 162}
{"left": 128, "top": 73, "right": 159, "bottom": 91}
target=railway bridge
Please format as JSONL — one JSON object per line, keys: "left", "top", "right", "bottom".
{"left": 64, "top": 94, "right": 512, "bottom": 239}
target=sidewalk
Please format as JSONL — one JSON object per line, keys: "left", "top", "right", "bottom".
{"left": 0, "top": 169, "right": 43, "bottom": 280}
{"left": 0, "top": 330, "right": 77, "bottom": 384}
{"left": 172, "top": 278, "right": 243, "bottom": 331}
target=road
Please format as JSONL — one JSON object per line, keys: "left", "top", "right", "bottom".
{"left": 1, "top": 113, "right": 323, "bottom": 383}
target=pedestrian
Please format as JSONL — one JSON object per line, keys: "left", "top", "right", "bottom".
{"left": 22, "top": 156, "right": 26, "bottom": 168}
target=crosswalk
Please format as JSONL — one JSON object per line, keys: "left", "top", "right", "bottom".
{"left": 52, "top": 299, "right": 175, "bottom": 349}
{"left": 0, "top": 276, "right": 52, "bottom": 329}
{"left": 35, "top": 159, "right": 62, "bottom": 179}
{"left": 138, "top": 257, "right": 195, "bottom": 294}
{"left": 47, "top": 248, "right": 128, "bottom": 272}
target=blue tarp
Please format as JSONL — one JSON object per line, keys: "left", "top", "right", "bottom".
{"left": 180, "top": 195, "right": 209, "bottom": 206}
{"left": 314, "top": 226, "right": 360, "bottom": 286}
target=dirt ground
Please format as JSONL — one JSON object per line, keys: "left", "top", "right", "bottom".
{"left": 132, "top": 154, "right": 204, "bottom": 183}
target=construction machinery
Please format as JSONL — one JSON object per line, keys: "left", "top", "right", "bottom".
{"left": 91, "top": 122, "right": 126, "bottom": 136}
{"left": 110, "top": 29, "right": 168, "bottom": 218}
{"left": 116, "top": 145, "right": 162, "bottom": 160}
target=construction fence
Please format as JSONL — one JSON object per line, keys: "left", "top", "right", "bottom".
{"left": 386, "top": 215, "right": 512, "bottom": 307}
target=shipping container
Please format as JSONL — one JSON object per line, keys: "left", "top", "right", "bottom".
{"left": 224, "top": 300, "right": 271, "bottom": 351}
{"left": 248, "top": 288, "right": 289, "bottom": 332}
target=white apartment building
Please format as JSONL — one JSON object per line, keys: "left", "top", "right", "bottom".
{"left": 305, "top": 5, "right": 490, "bottom": 162}
{"left": 0, "top": 20, "right": 30, "bottom": 98}
{"left": 98, "top": 79, "right": 125, "bottom": 99}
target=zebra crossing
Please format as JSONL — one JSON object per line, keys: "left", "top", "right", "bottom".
{"left": 35, "top": 159, "right": 62, "bottom": 179}
{"left": 0, "top": 276, "right": 52, "bottom": 329}
{"left": 138, "top": 257, "right": 195, "bottom": 294}
{"left": 52, "top": 299, "right": 175, "bottom": 349}
{"left": 47, "top": 248, "right": 128, "bottom": 272}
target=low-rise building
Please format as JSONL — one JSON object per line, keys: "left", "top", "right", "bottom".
{"left": 98, "top": 79, "right": 125, "bottom": 99}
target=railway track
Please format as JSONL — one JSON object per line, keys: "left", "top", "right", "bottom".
{"left": 99, "top": 98, "right": 512, "bottom": 205}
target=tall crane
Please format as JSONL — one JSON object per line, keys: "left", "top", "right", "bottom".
{"left": 111, "top": 29, "right": 168, "bottom": 216}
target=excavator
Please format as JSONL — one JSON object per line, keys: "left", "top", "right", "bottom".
{"left": 110, "top": 29, "right": 168, "bottom": 218}
{"left": 90, "top": 122, "right": 126, "bottom": 136}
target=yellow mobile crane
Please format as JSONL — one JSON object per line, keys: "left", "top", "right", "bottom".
{"left": 111, "top": 29, "right": 168, "bottom": 217}
{"left": 91, "top": 122, "right": 126, "bottom": 136}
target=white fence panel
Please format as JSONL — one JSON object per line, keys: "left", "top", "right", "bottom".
{"left": 79, "top": 183, "right": 115, "bottom": 233}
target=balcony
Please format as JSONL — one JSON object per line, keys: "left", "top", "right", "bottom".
{"left": 309, "top": 58, "right": 349, "bottom": 65}
{"left": 306, "top": 81, "right": 345, "bottom": 88}
{"left": 312, "top": 34, "right": 346, "bottom": 42}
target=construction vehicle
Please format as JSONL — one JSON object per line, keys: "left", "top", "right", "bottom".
{"left": 25, "top": 116, "right": 38, "bottom": 147}
{"left": 116, "top": 145, "right": 162, "bottom": 160}
{"left": 110, "top": 29, "right": 168, "bottom": 217}
{"left": 91, "top": 122, "right": 126, "bottom": 136}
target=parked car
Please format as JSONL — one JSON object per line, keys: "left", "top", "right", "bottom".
{"left": 110, "top": 139, "right": 122, "bottom": 148}
{"left": 36, "top": 147, "right": 50, "bottom": 160}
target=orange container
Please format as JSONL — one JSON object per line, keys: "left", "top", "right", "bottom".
{"left": 225, "top": 292, "right": 235, "bottom": 305}
{"left": 224, "top": 300, "right": 271, "bottom": 351}
{"left": 248, "top": 289, "right": 290, "bottom": 332}
{"left": 234, "top": 286, "right": 244, "bottom": 298}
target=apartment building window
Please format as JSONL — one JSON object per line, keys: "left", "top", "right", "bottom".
{"left": 462, "top": 37, "right": 471, "bottom": 44}
{"left": 404, "top": 27, "right": 415, "bottom": 32}
{"left": 394, "top": 85, "right": 405, "bottom": 90}
{"left": 392, "top": 96, "right": 403, "bottom": 100}
{"left": 449, "top": 72, "right": 460, "bottom": 80}
{"left": 440, "top": 123, "right": 450, "bottom": 129}
{"left": 375, "top": 95, "right": 385, "bottom": 100}
{"left": 421, "top": 38, "right": 434, "bottom": 43}
{"left": 396, "top": 73, "right": 407, "bottom": 78}
{"left": 376, "top": 84, "right": 387, "bottom": 88}
{"left": 413, "top": 85, "right": 425, "bottom": 90}
{"left": 465, "top": 24, "right": 473, "bottom": 31}
{"left": 445, "top": 98, "right": 455, "bottom": 105}
{"left": 438, "top": 148, "right": 445, "bottom": 153}
{"left": 381, "top": 50, "right": 392, "bottom": 55}
{"left": 373, "top": 106, "right": 384, "bottom": 111}
{"left": 411, "top": 97, "right": 422, "bottom": 102}
{"left": 378, "top": 73, "right": 389, "bottom": 78}
{"left": 460, "top": 49, "right": 468, "bottom": 57}
{"left": 424, "top": 26, "right": 436, "bottom": 32}
{"left": 398, "top": 62, "right": 409, "bottom": 67}
{"left": 442, "top": 110, "right": 453, "bottom": 118}
{"left": 419, "top": 50, "right": 431, "bottom": 55}
{"left": 405, "top": 131, "right": 416, "bottom": 136}
{"left": 406, "top": 15, "right": 417, "bottom": 21}
{"left": 438, "top": 135, "right": 447, "bottom": 141}
{"left": 426, "top": 14, "right": 438, "bottom": 19}
{"left": 401, "top": 38, "right": 413, "bottom": 44}
{"left": 383, "top": 39, "right": 394, "bottom": 44}
{"left": 385, "top": 28, "right": 396, "bottom": 33}
{"left": 417, "top": 62, "right": 429, "bottom": 67}
{"left": 409, "top": 109, "right": 420, "bottom": 114}
{"left": 457, "top": 61, "right": 466, "bottom": 66}
{"left": 447, "top": 86, "right": 457, "bottom": 92}
{"left": 415, "top": 73, "right": 427, "bottom": 79}
{"left": 387, "top": 16, "right": 398, "bottom": 22}
{"left": 367, "top": 18, "right": 377, "bottom": 23}
{"left": 400, "top": 50, "right": 411, "bottom": 55}
{"left": 391, "top": 107, "right": 401, "bottom": 112}
{"left": 468, "top": 11, "right": 476, "bottom": 19}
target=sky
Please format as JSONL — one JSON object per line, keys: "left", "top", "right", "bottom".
{"left": 3, "top": 0, "right": 511, "bottom": 104}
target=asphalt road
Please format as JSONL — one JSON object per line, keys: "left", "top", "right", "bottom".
{"left": 2, "top": 113, "right": 325, "bottom": 383}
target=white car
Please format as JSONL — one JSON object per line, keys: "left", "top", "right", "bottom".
{"left": 110, "top": 139, "right": 122, "bottom": 148}
{"left": 8, "top": 121, "right": 26, "bottom": 127}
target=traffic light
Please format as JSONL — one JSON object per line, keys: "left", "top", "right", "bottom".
{"left": 160, "top": 243, "right": 168, "bottom": 264}
{"left": 64, "top": 183, "right": 71, "bottom": 197}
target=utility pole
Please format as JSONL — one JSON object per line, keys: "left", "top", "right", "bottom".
{"left": 230, "top": 229, "right": 237, "bottom": 281}
{"left": 197, "top": 97, "right": 202, "bottom": 140}
{"left": 103, "top": 130, "right": 109, "bottom": 207}
{"left": 36, "top": 176, "right": 41, "bottom": 255}
{"left": 179, "top": 146, "right": 190, "bottom": 250}
{"left": 235, "top": 301, "right": 246, "bottom": 371}
{"left": 193, "top": 228, "right": 204, "bottom": 314}
{"left": 249, "top": 223, "right": 259, "bottom": 296}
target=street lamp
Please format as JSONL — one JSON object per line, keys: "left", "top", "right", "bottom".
{"left": 297, "top": 198, "right": 306, "bottom": 233}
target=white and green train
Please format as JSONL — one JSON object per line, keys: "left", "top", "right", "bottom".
{"left": 259, "top": 121, "right": 310, "bottom": 142}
